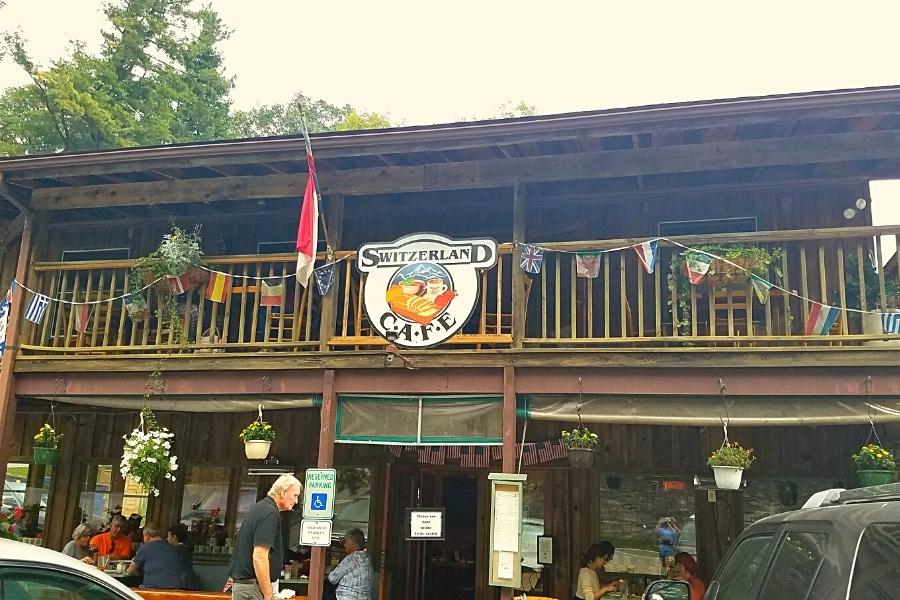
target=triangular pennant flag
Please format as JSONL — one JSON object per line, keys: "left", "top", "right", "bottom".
{"left": 633, "top": 240, "right": 659, "bottom": 274}
{"left": 576, "top": 252, "right": 602, "bottom": 278}
{"left": 883, "top": 313, "right": 900, "bottom": 335}
{"left": 749, "top": 274, "right": 773, "bottom": 304}
{"left": 74, "top": 303, "right": 92, "bottom": 333}
{"left": 123, "top": 294, "right": 146, "bottom": 319}
{"left": 684, "top": 253, "right": 713, "bottom": 285}
{"left": 165, "top": 273, "right": 189, "bottom": 295}
{"left": 314, "top": 263, "right": 335, "bottom": 296}
{"left": 805, "top": 303, "right": 841, "bottom": 335}
{"left": 519, "top": 244, "right": 545, "bottom": 274}
{"left": 24, "top": 293, "right": 50, "bottom": 324}
{"left": 205, "top": 272, "right": 233, "bottom": 303}
{"left": 0, "top": 297, "right": 9, "bottom": 357}
{"left": 260, "top": 281, "right": 284, "bottom": 307}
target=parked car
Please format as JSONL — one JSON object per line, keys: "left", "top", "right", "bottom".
{"left": 0, "top": 537, "right": 141, "bottom": 599}
{"left": 331, "top": 495, "right": 371, "bottom": 542}
{"left": 674, "top": 515, "right": 696, "bottom": 558}
{"left": 704, "top": 482, "right": 900, "bottom": 599}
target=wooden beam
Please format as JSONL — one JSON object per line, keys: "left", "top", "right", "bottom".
{"left": 31, "top": 129, "right": 900, "bottom": 210}
{"left": 0, "top": 173, "right": 33, "bottom": 215}
{"left": 511, "top": 184, "right": 527, "bottom": 348}
{"left": 0, "top": 212, "right": 26, "bottom": 246}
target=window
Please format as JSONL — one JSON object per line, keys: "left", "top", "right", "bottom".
{"left": 0, "top": 566, "right": 127, "bottom": 599}
{"left": 79, "top": 465, "right": 147, "bottom": 524}
{"left": 709, "top": 535, "right": 774, "bottom": 600}
{"left": 2, "top": 463, "right": 51, "bottom": 538}
{"left": 180, "top": 466, "right": 230, "bottom": 544}
{"left": 658, "top": 217, "right": 758, "bottom": 237}
{"left": 850, "top": 523, "right": 900, "bottom": 599}
{"left": 757, "top": 531, "right": 827, "bottom": 599}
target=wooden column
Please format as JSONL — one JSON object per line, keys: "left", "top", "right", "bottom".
{"left": 500, "top": 366, "right": 516, "bottom": 600}
{"left": 308, "top": 370, "right": 337, "bottom": 600}
{"left": 0, "top": 213, "right": 33, "bottom": 478}
{"left": 511, "top": 185, "right": 527, "bottom": 348}
{"left": 318, "top": 196, "right": 345, "bottom": 352}
{"left": 694, "top": 488, "right": 745, "bottom": 584}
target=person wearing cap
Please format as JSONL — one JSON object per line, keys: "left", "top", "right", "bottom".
{"left": 62, "top": 523, "right": 95, "bottom": 564}
{"left": 655, "top": 516, "right": 680, "bottom": 568}
{"left": 327, "top": 528, "right": 373, "bottom": 600}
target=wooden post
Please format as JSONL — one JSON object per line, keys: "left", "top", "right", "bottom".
{"left": 694, "top": 488, "right": 745, "bottom": 584}
{"left": 0, "top": 213, "right": 33, "bottom": 478}
{"left": 511, "top": 185, "right": 527, "bottom": 348}
{"left": 500, "top": 366, "right": 516, "bottom": 600}
{"left": 308, "top": 370, "right": 337, "bottom": 600}
{"left": 318, "top": 196, "right": 344, "bottom": 352}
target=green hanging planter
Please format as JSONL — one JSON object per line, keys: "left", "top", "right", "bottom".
{"left": 33, "top": 447, "right": 59, "bottom": 466}
{"left": 856, "top": 469, "right": 895, "bottom": 488}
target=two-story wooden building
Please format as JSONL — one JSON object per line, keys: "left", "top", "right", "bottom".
{"left": 1, "top": 86, "right": 900, "bottom": 599}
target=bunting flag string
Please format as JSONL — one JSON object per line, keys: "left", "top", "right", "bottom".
{"left": 314, "top": 262, "right": 335, "bottom": 296}
{"left": 389, "top": 439, "right": 568, "bottom": 467}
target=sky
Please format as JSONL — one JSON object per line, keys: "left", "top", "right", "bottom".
{"left": 1, "top": 0, "right": 899, "bottom": 235}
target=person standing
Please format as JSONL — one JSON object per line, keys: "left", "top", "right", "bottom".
{"left": 90, "top": 516, "right": 134, "bottom": 561}
{"left": 574, "top": 541, "right": 620, "bottom": 600}
{"left": 327, "top": 528, "right": 373, "bottom": 600}
{"left": 62, "top": 523, "right": 95, "bottom": 564}
{"left": 127, "top": 524, "right": 186, "bottom": 589}
{"left": 228, "top": 473, "right": 303, "bottom": 600}
{"left": 655, "top": 517, "right": 680, "bottom": 568}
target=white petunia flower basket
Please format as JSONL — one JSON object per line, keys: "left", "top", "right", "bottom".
{"left": 121, "top": 408, "right": 178, "bottom": 497}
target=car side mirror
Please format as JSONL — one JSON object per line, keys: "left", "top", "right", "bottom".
{"left": 643, "top": 579, "right": 691, "bottom": 600}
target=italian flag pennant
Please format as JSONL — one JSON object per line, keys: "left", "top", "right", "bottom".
{"left": 684, "top": 253, "right": 713, "bottom": 285}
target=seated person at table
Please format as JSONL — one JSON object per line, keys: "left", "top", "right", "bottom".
{"left": 128, "top": 523, "right": 187, "bottom": 589}
{"left": 328, "top": 528, "right": 373, "bottom": 600}
{"left": 90, "top": 516, "right": 133, "bottom": 561}
{"left": 62, "top": 523, "right": 95, "bottom": 564}
{"left": 167, "top": 523, "right": 200, "bottom": 590}
{"left": 575, "top": 541, "right": 620, "bottom": 600}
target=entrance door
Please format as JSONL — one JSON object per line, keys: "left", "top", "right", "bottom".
{"left": 382, "top": 466, "right": 479, "bottom": 600}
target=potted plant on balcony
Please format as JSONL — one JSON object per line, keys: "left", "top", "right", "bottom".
{"left": 561, "top": 426, "right": 598, "bottom": 468}
{"left": 127, "top": 225, "right": 207, "bottom": 339}
{"left": 240, "top": 418, "right": 276, "bottom": 460}
{"left": 841, "top": 253, "right": 900, "bottom": 343}
{"left": 32, "top": 423, "right": 61, "bottom": 466}
{"left": 708, "top": 441, "right": 754, "bottom": 489}
{"left": 852, "top": 443, "right": 896, "bottom": 487}
{"left": 120, "top": 407, "right": 178, "bottom": 497}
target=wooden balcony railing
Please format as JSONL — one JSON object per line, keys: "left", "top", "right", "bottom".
{"left": 18, "top": 226, "right": 900, "bottom": 357}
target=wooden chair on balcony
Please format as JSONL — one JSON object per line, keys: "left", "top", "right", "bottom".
{"left": 483, "top": 276, "right": 533, "bottom": 336}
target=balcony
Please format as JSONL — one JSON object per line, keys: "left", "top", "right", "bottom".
{"left": 19, "top": 225, "right": 900, "bottom": 358}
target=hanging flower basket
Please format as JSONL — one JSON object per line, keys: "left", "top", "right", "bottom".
{"left": 852, "top": 444, "right": 896, "bottom": 488}
{"left": 708, "top": 441, "right": 754, "bottom": 490}
{"left": 32, "top": 424, "right": 61, "bottom": 466}
{"left": 240, "top": 416, "right": 276, "bottom": 460}
{"left": 562, "top": 426, "right": 598, "bottom": 469}
{"left": 121, "top": 408, "right": 178, "bottom": 497}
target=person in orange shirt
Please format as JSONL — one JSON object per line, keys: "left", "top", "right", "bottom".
{"left": 674, "top": 552, "right": 705, "bottom": 600}
{"left": 90, "top": 516, "right": 134, "bottom": 561}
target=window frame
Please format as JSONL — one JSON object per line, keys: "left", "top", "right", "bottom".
{"left": 754, "top": 525, "right": 831, "bottom": 600}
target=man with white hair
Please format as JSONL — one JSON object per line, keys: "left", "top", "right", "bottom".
{"left": 228, "top": 473, "right": 302, "bottom": 600}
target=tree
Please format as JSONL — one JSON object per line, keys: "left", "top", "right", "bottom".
{"left": 228, "top": 92, "right": 391, "bottom": 138}
{"left": 0, "top": 0, "right": 233, "bottom": 155}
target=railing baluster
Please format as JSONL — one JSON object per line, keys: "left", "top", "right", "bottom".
{"left": 671, "top": 266, "right": 679, "bottom": 338}
{"left": 249, "top": 263, "right": 261, "bottom": 344}
{"left": 101, "top": 271, "right": 116, "bottom": 347}
{"left": 654, "top": 262, "right": 661, "bottom": 337}
{"left": 690, "top": 278, "right": 698, "bottom": 337}
{"left": 570, "top": 254, "right": 577, "bottom": 339}
{"left": 781, "top": 246, "right": 792, "bottom": 336}
{"left": 304, "top": 279, "right": 314, "bottom": 342}
{"left": 876, "top": 236, "right": 886, "bottom": 309}
{"left": 39, "top": 270, "right": 58, "bottom": 347}
{"left": 800, "top": 244, "right": 810, "bottom": 330}
{"left": 637, "top": 257, "right": 644, "bottom": 338}
{"left": 603, "top": 253, "right": 610, "bottom": 339}
{"left": 619, "top": 253, "right": 626, "bottom": 338}
{"left": 707, "top": 277, "right": 715, "bottom": 338}
{"left": 341, "top": 261, "right": 351, "bottom": 337}
{"left": 855, "top": 242, "right": 867, "bottom": 313}
{"left": 480, "top": 270, "right": 488, "bottom": 335}
{"left": 540, "top": 262, "right": 547, "bottom": 339}
{"left": 497, "top": 255, "right": 504, "bottom": 336}
{"left": 554, "top": 254, "right": 561, "bottom": 339}
{"left": 586, "top": 261, "right": 594, "bottom": 337}
{"left": 237, "top": 264, "right": 249, "bottom": 344}
{"left": 65, "top": 272, "right": 82, "bottom": 349}
{"left": 837, "top": 244, "right": 848, "bottom": 335}
{"left": 89, "top": 271, "right": 104, "bottom": 347}
{"left": 53, "top": 270, "right": 70, "bottom": 348}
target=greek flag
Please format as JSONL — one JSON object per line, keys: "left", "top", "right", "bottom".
{"left": 884, "top": 313, "right": 900, "bottom": 335}
{"left": 24, "top": 293, "right": 50, "bottom": 324}
{"left": 0, "top": 297, "right": 9, "bottom": 356}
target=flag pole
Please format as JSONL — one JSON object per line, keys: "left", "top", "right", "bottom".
{"left": 299, "top": 107, "right": 331, "bottom": 255}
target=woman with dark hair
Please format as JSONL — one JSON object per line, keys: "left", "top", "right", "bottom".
{"left": 574, "top": 541, "right": 620, "bottom": 600}
{"left": 167, "top": 523, "right": 200, "bottom": 590}
{"left": 674, "top": 552, "right": 705, "bottom": 600}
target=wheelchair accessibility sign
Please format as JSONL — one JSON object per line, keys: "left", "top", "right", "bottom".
{"left": 303, "top": 468, "right": 336, "bottom": 519}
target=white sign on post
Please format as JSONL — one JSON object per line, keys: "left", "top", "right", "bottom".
{"left": 303, "top": 468, "right": 336, "bottom": 519}
{"left": 299, "top": 519, "right": 333, "bottom": 547}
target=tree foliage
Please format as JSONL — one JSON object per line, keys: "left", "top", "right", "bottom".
{"left": 0, "top": 0, "right": 233, "bottom": 155}
{"left": 228, "top": 92, "right": 390, "bottom": 138}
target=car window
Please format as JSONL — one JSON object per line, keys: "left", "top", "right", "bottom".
{"left": 849, "top": 523, "right": 900, "bottom": 599}
{"left": 708, "top": 534, "right": 774, "bottom": 600}
{"left": 0, "top": 566, "right": 130, "bottom": 599}
{"left": 338, "top": 497, "right": 370, "bottom": 521}
{"left": 756, "top": 531, "right": 827, "bottom": 600}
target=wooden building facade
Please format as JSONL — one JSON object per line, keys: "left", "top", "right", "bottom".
{"left": 1, "top": 86, "right": 900, "bottom": 599}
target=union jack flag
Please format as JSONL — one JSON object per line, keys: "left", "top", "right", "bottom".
{"left": 520, "top": 244, "right": 545, "bottom": 274}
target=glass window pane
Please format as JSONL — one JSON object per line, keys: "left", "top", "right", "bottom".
{"left": 0, "top": 566, "right": 125, "bottom": 600}
{"left": 850, "top": 523, "right": 900, "bottom": 599}
{"left": 79, "top": 464, "right": 147, "bottom": 525}
{"left": 757, "top": 531, "right": 827, "bottom": 599}
{"left": 3, "top": 463, "right": 51, "bottom": 538}
{"left": 235, "top": 471, "right": 260, "bottom": 531}
{"left": 419, "top": 399, "right": 501, "bottom": 442}
{"left": 332, "top": 468, "right": 372, "bottom": 542}
{"left": 711, "top": 535, "right": 774, "bottom": 600}
{"left": 180, "top": 466, "right": 229, "bottom": 545}
{"left": 521, "top": 478, "right": 545, "bottom": 592}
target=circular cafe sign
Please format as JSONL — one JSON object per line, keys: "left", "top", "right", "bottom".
{"left": 358, "top": 233, "right": 498, "bottom": 348}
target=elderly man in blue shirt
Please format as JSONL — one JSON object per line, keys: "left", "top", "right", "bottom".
{"left": 328, "top": 528, "right": 372, "bottom": 600}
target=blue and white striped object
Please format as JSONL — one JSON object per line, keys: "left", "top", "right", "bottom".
{"left": 884, "top": 313, "right": 900, "bottom": 335}
{"left": 24, "top": 293, "right": 50, "bottom": 324}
